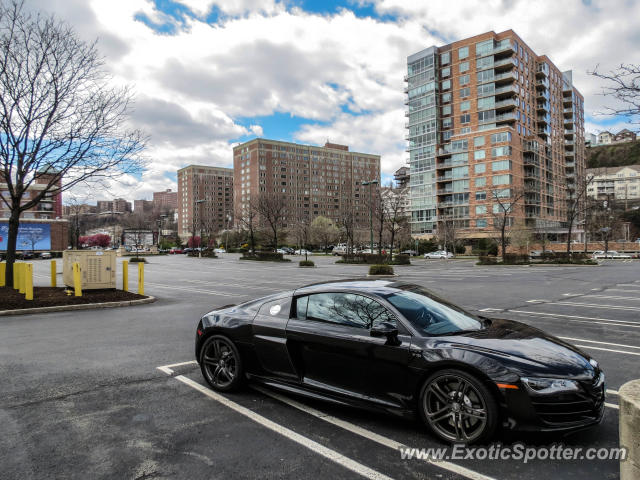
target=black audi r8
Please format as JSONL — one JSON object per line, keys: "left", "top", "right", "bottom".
{"left": 194, "top": 279, "right": 605, "bottom": 444}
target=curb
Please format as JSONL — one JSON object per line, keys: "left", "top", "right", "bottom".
{"left": 0, "top": 296, "right": 157, "bottom": 316}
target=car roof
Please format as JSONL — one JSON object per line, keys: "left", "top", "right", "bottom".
{"left": 293, "top": 278, "right": 415, "bottom": 296}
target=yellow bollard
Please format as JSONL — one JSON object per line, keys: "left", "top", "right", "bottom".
{"left": 73, "top": 262, "right": 82, "bottom": 297}
{"left": 51, "top": 260, "right": 57, "bottom": 287}
{"left": 0, "top": 262, "right": 5, "bottom": 287}
{"left": 13, "top": 262, "right": 20, "bottom": 290}
{"left": 25, "top": 263, "right": 33, "bottom": 301}
{"left": 138, "top": 262, "right": 144, "bottom": 296}
{"left": 19, "top": 263, "right": 26, "bottom": 294}
{"left": 122, "top": 260, "right": 128, "bottom": 292}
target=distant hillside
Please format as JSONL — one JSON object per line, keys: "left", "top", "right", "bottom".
{"left": 587, "top": 139, "right": 640, "bottom": 168}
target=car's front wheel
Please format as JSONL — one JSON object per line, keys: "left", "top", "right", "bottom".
{"left": 419, "top": 369, "right": 498, "bottom": 444}
{"left": 199, "top": 335, "right": 244, "bottom": 392}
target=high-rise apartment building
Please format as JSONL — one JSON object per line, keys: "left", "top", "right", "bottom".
{"left": 177, "top": 165, "right": 234, "bottom": 239}
{"left": 233, "top": 139, "right": 380, "bottom": 229}
{"left": 153, "top": 189, "right": 178, "bottom": 210}
{"left": 405, "top": 30, "right": 585, "bottom": 238}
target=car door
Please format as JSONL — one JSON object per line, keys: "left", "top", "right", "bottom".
{"left": 285, "top": 292, "right": 412, "bottom": 406}
{"left": 251, "top": 295, "right": 299, "bottom": 380}
{"left": 285, "top": 292, "right": 372, "bottom": 399}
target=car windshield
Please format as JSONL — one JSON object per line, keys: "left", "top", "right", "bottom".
{"left": 382, "top": 286, "right": 483, "bottom": 336}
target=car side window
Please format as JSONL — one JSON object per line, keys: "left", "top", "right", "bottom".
{"left": 305, "top": 293, "right": 397, "bottom": 329}
{"left": 294, "top": 296, "right": 309, "bottom": 319}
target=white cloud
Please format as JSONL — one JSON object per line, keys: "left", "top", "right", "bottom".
{"left": 24, "top": 0, "right": 640, "bottom": 203}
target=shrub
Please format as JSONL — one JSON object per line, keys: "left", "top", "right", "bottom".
{"left": 129, "top": 257, "right": 147, "bottom": 263}
{"left": 390, "top": 254, "right": 410, "bottom": 265}
{"left": 369, "top": 264, "right": 394, "bottom": 275}
{"left": 340, "top": 253, "right": 388, "bottom": 264}
{"left": 454, "top": 243, "right": 466, "bottom": 254}
{"left": 240, "top": 251, "right": 290, "bottom": 262}
{"left": 503, "top": 253, "right": 529, "bottom": 265}
{"left": 299, "top": 260, "right": 315, "bottom": 267}
{"left": 473, "top": 238, "right": 498, "bottom": 256}
{"left": 477, "top": 256, "right": 497, "bottom": 265}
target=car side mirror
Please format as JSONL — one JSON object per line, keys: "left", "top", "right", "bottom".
{"left": 370, "top": 322, "right": 400, "bottom": 345}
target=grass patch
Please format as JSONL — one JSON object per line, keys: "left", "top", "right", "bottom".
{"left": 369, "top": 264, "right": 394, "bottom": 275}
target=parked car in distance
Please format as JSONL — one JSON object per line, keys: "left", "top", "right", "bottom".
{"left": 281, "top": 247, "right": 295, "bottom": 254}
{"left": 214, "top": 248, "right": 226, "bottom": 254}
{"left": 169, "top": 248, "right": 183, "bottom": 254}
{"left": 332, "top": 244, "right": 348, "bottom": 255}
{"left": 39, "top": 252, "right": 52, "bottom": 259}
{"left": 592, "top": 250, "right": 632, "bottom": 259}
{"left": 424, "top": 250, "right": 453, "bottom": 259}
{"left": 276, "top": 248, "right": 287, "bottom": 254}
{"left": 401, "top": 250, "right": 418, "bottom": 256}
{"left": 295, "top": 249, "right": 311, "bottom": 255}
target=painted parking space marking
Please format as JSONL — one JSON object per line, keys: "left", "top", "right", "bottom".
{"left": 531, "top": 301, "right": 640, "bottom": 312}
{"left": 507, "top": 310, "right": 640, "bottom": 328}
{"left": 251, "top": 385, "right": 496, "bottom": 480}
{"left": 558, "top": 337, "right": 640, "bottom": 350}
{"left": 145, "top": 282, "right": 245, "bottom": 297}
{"left": 572, "top": 344, "right": 640, "bottom": 356}
{"left": 170, "top": 374, "right": 394, "bottom": 480}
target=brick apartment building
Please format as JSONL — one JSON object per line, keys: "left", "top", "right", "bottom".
{"left": 96, "top": 198, "right": 132, "bottom": 214}
{"left": 1, "top": 170, "right": 68, "bottom": 251}
{"left": 405, "top": 30, "right": 585, "bottom": 239}
{"left": 153, "top": 189, "right": 178, "bottom": 210}
{"left": 177, "top": 165, "right": 234, "bottom": 239}
{"left": 233, "top": 139, "right": 380, "bottom": 229}
{"left": 133, "top": 199, "right": 154, "bottom": 214}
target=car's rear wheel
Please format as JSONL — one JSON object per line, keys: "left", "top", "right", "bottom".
{"left": 199, "top": 335, "right": 244, "bottom": 392}
{"left": 419, "top": 369, "right": 497, "bottom": 444}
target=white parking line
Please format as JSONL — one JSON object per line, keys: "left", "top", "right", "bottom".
{"left": 558, "top": 337, "right": 640, "bottom": 350}
{"left": 573, "top": 344, "right": 640, "bottom": 356}
{"left": 508, "top": 310, "right": 640, "bottom": 327}
{"left": 540, "top": 301, "right": 640, "bottom": 312}
{"left": 580, "top": 294, "right": 640, "bottom": 302}
{"left": 173, "top": 375, "right": 393, "bottom": 480}
{"left": 251, "top": 386, "right": 495, "bottom": 480}
{"left": 145, "top": 282, "right": 243, "bottom": 297}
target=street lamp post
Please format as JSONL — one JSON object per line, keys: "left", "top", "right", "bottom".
{"left": 362, "top": 179, "right": 378, "bottom": 254}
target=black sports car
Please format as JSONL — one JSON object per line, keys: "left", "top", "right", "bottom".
{"left": 195, "top": 280, "right": 605, "bottom": 443}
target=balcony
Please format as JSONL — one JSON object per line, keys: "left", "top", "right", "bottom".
{"left": 535, "top": 62, "right": 549, "bottom": 77}
{"left": 564, "top": 128, "right": 575, "bottom": 136}
{"left": 495, "top": 84, "right": 519, "bottom": 97}
{"left": 495, "top": 112, "right": 517, "bottom": 123}
{"left": 564, "top": 117, "right": 574, "bottom": 127}
{"left": 564, "top": 140, "right": 575, "bottom": 147}
{"left": 495, "top": 98, "right": 517, "bottom": 110}
{"left": 535, "top": 78, "right": 550, "bottom": 89}
{"left": 437, "top": 175, "right": 453, "bottom": 182}
{"left": 565, "top": 150, "right": 575, "bottom": 158}
{"left": 536, "top": 89, "right": 550, "bottom": 101}
{"left": 535, "top": 101, "right": 548, "bottom": 113}
{"left": 437, "top": 159, "right": 467, "bottom": 168}
{"left": 492, "top": 41, "right": 515, "bottom": 56}
{"left": 537, "top": 113, "right": 551, "bottom": 125}
{"left": 494, "top": 71, "right": 517, "bottom": 84}
{"left": 565, "top": 161, "right": 576, "bottom": 168}
{"left": 494, "top": 57, "right": 516, "bottom": 70}
{"left": 563, "top": 107, "right": 573, "bottom": 115}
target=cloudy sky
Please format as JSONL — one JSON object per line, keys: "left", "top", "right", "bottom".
{"left": 28, "top": 0, "right": 640, "bottom": 203}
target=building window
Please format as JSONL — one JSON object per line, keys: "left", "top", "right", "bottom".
{"left": 476, "top": 205, "right": 487, "bottom": 215}
{"left": 460, "top": 101, "right": 470, "bottom": 111}
{"left": 474, "top": 136, "right": 485, "bottom": 147}
{"left": 459, "top": 61, "right": 469, "bottom": 73}
{"left": 458, "top": 46, "right": 469, "bottom": 59}
{"left": 474, "top": 162, "right": 486, "bottom": 173}
{"left": 475, "top": 191, "right": 486, "bottom": 201}
{"left": 475, "top": 177, "right": 486, "bottom": 187}
{"left": 459, "top": 74, "right": 470, "bottom": 86}
{"left": 442, "top": 92, "right": 452, "bottom": 103}
{"left": 460, "top": 114, "right": 471, "bottom": 124}
{"left": 492, "top": 160, "right": 511, "bottom": 171}
{"left": 442, "top": 67, "right": 451, "bottom": 78}
{"left": 442, "top": 105, "right": 452, "bottom": 115}
{"left": 492, "top": 174, "right": 512, "bottom": 185}
{"left": 476, "top": 219, "right": 487, "bottom": 228}
{"left": 442, "top": 79, "right": 451, "bottom": 90}
{"left": 441, "top": 52, "right": 450, "bottom": 65}
{"left": 460, "top": 87, "right": 470, "bottom": 98}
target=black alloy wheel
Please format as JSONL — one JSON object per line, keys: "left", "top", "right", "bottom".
{"left": 200, "top": 335, "right": 244, "bottom": 392}
{"left": 420, "top": 369, "right": 497, "bottom": 444}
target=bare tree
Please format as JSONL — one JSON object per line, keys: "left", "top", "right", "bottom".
{"left": 564, "top": 174, "right": 594, "bottom": 254}
{"left": 236, "top": 202, "right": 257, "bottom": 253}
{"left": 368, "top": 186, "right": 386, "bottom": 255}
{"left": 489, "top": 187, "right": 526, "bottom": 261}
{"left": 255, "top": 192, "right": 286, "bottom": 251}
{"left": 437, "top": 217, "right": 458, "bottom": 255}
{"left": 290, "top": 217, "right": 311, "bottom": 260}
{"left": 0, "top": 1, "right": 146, "bottom": 283}
{"left": 383, "top": 186, "right": 408, "bottom": 260}
{"left": 338, "top": 207, "right": 357, "bottom": 255}
{"left": 590, "top": 64, "right": 639, "bottom": 128}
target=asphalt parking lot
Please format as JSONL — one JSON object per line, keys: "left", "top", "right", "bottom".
{"left": 1, "top": 254, "right": 639, "bottom": 479}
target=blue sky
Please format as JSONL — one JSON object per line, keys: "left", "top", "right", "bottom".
{"left": 33, "top": 0, "right": 639, "bottom": 201}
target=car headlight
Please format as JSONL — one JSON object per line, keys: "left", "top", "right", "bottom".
{"left": 521, "top": 377, "right": 580, "bottom": 395}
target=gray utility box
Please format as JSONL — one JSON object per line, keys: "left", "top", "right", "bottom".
{"left": 62, "top": 250, "right": 116, "bottom": 289}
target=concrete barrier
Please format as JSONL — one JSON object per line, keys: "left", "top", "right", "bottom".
{"left": 620, "top": 379, "right": 640, "bottom": 480}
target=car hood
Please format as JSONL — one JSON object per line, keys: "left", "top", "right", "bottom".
{"left": 424, "top": 318, "right": 597, "bottom": 379}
